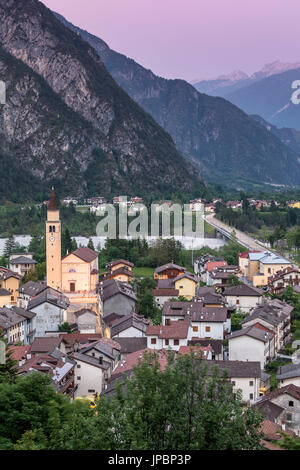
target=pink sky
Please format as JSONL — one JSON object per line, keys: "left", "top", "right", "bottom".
{"left": 43, "top": 0, "right": 300, "bottom": 81}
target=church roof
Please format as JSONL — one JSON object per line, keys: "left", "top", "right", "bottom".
{"left": 69, "top": 247, "right": 99, "bottom": 263}
{"left": 48, "top": 189, "right": 58, "bottom": 211}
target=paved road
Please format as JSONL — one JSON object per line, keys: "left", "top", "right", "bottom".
{"left": 205, "top": 213, "right": 266, "bottom": 252}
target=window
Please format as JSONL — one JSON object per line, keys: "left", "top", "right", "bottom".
{"left": 151, "top": 338, "right": 156, "bottom": 345}
{"left": 77, "top": 364, "right": 81, "bottom": 368}
{"left": 249, "top": 394, "right": 253, "bottom": 400}
{"left": 268, "top": 268, "right": 271, "bottom": 274}
{"left": 289, "top": 401, "right": 294, "bottom": 407}
{"left": 174, "top": 340, "right": 179, "bottom": 346}
{"left": 286, "top": 413, "right": 293, "bottom": 421}
{"left": 205, "top": 326, "right": 211, "bottom": 332}
{"left": 193, "top": 326, "right": 198, "bottom": 332}
{"left": 236, "top": 299, "right": 240, "bottom": 305}
{"left": 88, "top": 389, "right": 95, "bottom": 393}
{"left": 165, "top": 319, "right": 170, "bottom": 326}
{"left": 77, "top": 377, "right": 81, "bottom": 381}
{"left": 249, "top": 381, "right": 254, "bottom": 387}
{"left": 232, "top": 381, "right": 236, "bottom": 386}
{"left": 165, "top": 339, "right": 169, "bottom": 346}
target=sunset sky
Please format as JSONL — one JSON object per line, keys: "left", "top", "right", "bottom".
{"left": 43, "top": 0, "right": 300, "bottom": 81}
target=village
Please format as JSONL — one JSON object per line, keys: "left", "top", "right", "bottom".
{"left": 1, "top": 189, "right": 300, "bottom": 450}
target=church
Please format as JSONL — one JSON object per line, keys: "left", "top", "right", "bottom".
{"left": 46, "top": 189, "right": 99, "bottom": 309}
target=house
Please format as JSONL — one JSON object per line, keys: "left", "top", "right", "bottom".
{"left": 113, "top": 337, "right": 147, "bottom": 358}
{"left": 154, "top": 263, "right": 186, "bottom": 280}
{"left": 178, "top": 344, "right": 212, "bottom": 360}
{"left": 98, "top": 279, "right": 137, "bottom": 317}
{"left": 146, "top": 320, "right": 190, "bottom": 351}
{"left": 0, "top": 267, "right": 22, "bottom": 305}
{"left": 277, "top": 363, "right": 300, "bottom": 388}
{"left": 11, "top": 306, "right": 36, "bottom": 344}
{"left": 152, "top": 288, "right": 180, "bottom": 308}
{"left": 187, "top": 338, "right": 224, "bottom": 360}
{"left": 0, "top": 288, "right": 12, "bottom": 307}
{"left": 62, "top": 247, "right": 99, "bottom": 294}
{"left": 0, "top": 307, "right": 27, "bottom": 344}
{"left": 241, "top": 300, "right": 293, "bottom": 352}
{"left": 76, "top": 337, "right": 121, "bottom": 371}
{"left": 195, "top": 289, "right": 226, "bottom": 308}
{"left": 28, "top": 292, "right": 69, "bottom": 337}
{"left": 259, "top": 419, "right": 295, "bottom": 450}
{"left": 222, "top": 284, "right": 264, "bottom": 313}
{"left": 103, "top": 260, "right": 134, "bottom": 283}
{"left": 268, "top": 267, "right": 300, "bottom": 294}
{"left": 238, "top": 251, "right": 261, "bottom": 277}
{"left": 162, "top": 300, "right": 231, "bottom": 339}
{"left": 246, "top": 251, "right": 292, "bottom": 287}
{"left": 205, "top": 360, "right": 261, "bottom": 404}
{"left": 73, "top": 308, "right": 98, "bottom": 334}
{"left": 18, "top": 349, "right": 76, "bottom": 398}
{"left": 58, "top": 332, "right": 102, "bottom": 354}
{"left": 153, "top": 272, "right": 199, "bottom": 302}
{"left": 73, "top": 360, "right": 106, "bottom": 400}
{"left": 108, "top": 312, "right": 149, "bottom": 338}
{"left": 9, "top": 253, "right": 37, "bottom": 277}
{"left": 31, "top": 337, "right": 62, "bottom": 356}
{"left": 207, "top": 265, "right": 238, "bottom": 287}
{"left": 202, "top": 260, "right": 228, "bottom": 284}
{"left": 17, "top": 281, "right": 49, "bottom": 309}
{"left": 254, "top": 384, "right": 300, "bottom": 435}
{"left": 228, "top": 326, "right": 275, "bottom": 368}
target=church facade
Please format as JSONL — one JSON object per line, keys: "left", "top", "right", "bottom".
{"left": 46, "top": 190, "right": 99, "bottom": 297}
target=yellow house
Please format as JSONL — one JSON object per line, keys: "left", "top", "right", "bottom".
{"left": 103, "top": 260, "right": 134, "bottom": 283}
{"left": 173, "top": 273, "right": 199, "bottom": 300}
{"left": 62, "top": 247, "right": 99, "bottom": 294}
{"left": 251, "top": 252, "right": 292, "bottom": 287}
{"left": 0, "top": 268, "right": 21, "bottom": 305}
{"left": 0, "top": 288, "right": 12, "bottom": 307}
{"left": 154, "top": 263, "right": 186, "bottom": 280}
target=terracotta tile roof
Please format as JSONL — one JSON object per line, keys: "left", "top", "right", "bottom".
{"left": 205, "top": 261, "right": 228, "bottom": 272}
{"left": 112, "top": 349, "right": 170, "bottom": 377}
{"left": 31, "top": 337, "right": 62, "bottom": 354}
{"left": 59, "top": 332, "right": 102, "bottom": 347}
{"left": 108, "top": 260, "right": 134, "bottom": 268}
{"left": 153, "top": 289, "right": 179, "bottom": 297}
{"left": 8, "top": 345, "right": 31, "bottom": 361}
{"left": 154, "top": 263, "right": 185, "bottom": 274}
{"left": 258, "top": 384, "right": 300, "bottom": 403}
{"left": 178, "top": 345, "right": 212, "bottom": 359}
{"left": 71, "top": 247, "right": 99, "bottom": 263}
{"left": 146, "top": 320, "right": 189, "bottom": 339}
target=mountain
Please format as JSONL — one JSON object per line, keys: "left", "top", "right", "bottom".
{"left": 55, "top": 13, "right": 300, "bottom": 187}
{"left": 0, "top": 0, "right": 201, "bottom": 201}
{"left": 225, "top": 68, "right": 300, "bottom": 131}
{"left": 193, "top": 61, "right": 300, "bottom": 98}
{"left": 251, "top": 115, "right": 300, "bottom": 155}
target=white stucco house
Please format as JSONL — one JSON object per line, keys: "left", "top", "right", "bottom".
{"left": 228, "top": 326, "right": 275, "bottom": 368}
{"left": 223, "top": 284, "right": 263, "bottom": 313}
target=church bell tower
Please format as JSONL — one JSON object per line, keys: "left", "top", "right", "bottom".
{"left": 46, "top": 188, "right": 62, "bottom": 290}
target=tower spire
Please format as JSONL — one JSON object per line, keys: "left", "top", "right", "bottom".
{"left": 48, "top": 188, "right": 58, "bottom": 211}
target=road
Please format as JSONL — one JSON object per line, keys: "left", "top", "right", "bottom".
{"left": 205, "top": 213, "right": 266, "bottom": 252}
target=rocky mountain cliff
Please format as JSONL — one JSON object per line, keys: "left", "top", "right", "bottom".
{"left": 56, "top": 13, "right": 300, "bottom": 187}
{"left": 0, "top": 0, "right": 200, "bottom": 200}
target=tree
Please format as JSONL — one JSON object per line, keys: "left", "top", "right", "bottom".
{"left": 0, "top": 334, "right": 18, "bottom": 384}
{"left": 94, "top": 352, "right": 263, "bottom": 450}
{"left": 58, "top": 323, "right": 72, "bottom": 333}
{"left": 87, "top": 238, "right": 95, "bottom": 251}
{"left": 3, "top": 234, "right": 16, "bottom": 259}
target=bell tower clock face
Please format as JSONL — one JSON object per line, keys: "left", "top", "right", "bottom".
{"left": 49, "top": 235, "right": 55, "bottom": 242}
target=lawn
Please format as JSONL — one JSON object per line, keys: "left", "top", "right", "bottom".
{"left": 133, "top": 267, "right": 155, "bottom": 278}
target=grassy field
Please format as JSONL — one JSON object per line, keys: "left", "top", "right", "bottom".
{"left": 133, "top": 267, "right": 155, "bottom": 278}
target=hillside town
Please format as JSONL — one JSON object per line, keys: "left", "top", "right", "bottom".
{"left": 1, "top": 189, "right": 300, "bottom": 450}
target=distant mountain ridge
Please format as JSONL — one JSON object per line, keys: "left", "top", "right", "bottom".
{"left": 194, "top": 62, "right": 300, "bottom": 131}
{"left": 55, "top": 13, "right": 300, "bottom": 187}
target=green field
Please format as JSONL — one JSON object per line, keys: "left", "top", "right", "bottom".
{"left": 133, "top": 267, "right": 155, "bottom": 278}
